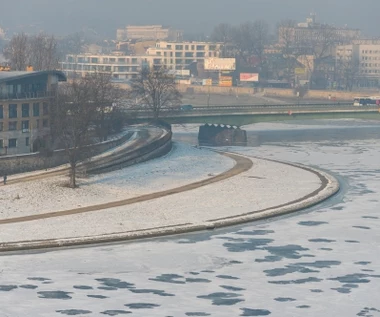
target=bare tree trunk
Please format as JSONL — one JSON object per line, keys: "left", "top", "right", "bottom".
{"left": 70, "top": 162, "right": 76, "bottom": 188}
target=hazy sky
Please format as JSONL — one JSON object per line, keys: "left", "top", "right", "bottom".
{"left": 1, "top": 0, "right": 379, "bottom": 37}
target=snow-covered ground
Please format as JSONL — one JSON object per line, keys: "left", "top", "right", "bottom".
{"left": 0, "top": 142, "right": 234, "bottom": 220}
{"left": 0, "top": 151, "right": 321, "bottom": 243}
{"left": 0, "top": 121, "right": 379, "bottom": 317}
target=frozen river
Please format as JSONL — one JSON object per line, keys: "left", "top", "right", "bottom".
{"left": 0, "top": 120, "right": 380, "bottom": 317}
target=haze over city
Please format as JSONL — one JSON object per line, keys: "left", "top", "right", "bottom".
{"left": 1, "top": 1, "right": 380, "bottom": 316}
{"left": 1, "top": 0, "right": 379, "bottom": 36}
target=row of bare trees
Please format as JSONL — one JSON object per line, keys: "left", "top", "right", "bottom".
{"left": 211, "top": 19, "right": 360, "bottom": 90}
{"left": 211, "top": 21, "right": 270, "bottom": 69}
{"left": 48, "top": 67, "right": 179, "bottom": 188}
{"left": 3, "top": 33, "right": 59, "bottom": 71}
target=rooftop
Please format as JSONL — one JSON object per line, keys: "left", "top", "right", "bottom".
{"left": 0, "top": 70, "right": 67, "bottom": 85}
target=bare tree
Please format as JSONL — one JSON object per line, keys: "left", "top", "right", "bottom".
{"left": 51, "top": 79, "right": 98, "bottom": 188}
{"left": 3, "top": 33, "right": 29, "bottom": 70}
{"left": 4, "top": 33, "right": 58, "bottom": 71}
{"left": 277, "top": 20, "right": 303, "bottom": 83}
{"left": 210, "top": 23, "right": 235, "bottom": 57}
{"left": 129, "top": 67, "right": 182, "bottom": 120}
{"left": 86, "top": 72, "right": 123, "bottom": 141}
{"left": 211, "top": 23, "right": 234, "bottom": 42}
{"left": 335, "top": 57, "right": 360, "bottom": 91}
{"left": 29, "top": 33, "right": 59, "bottom": 70}
{"left": 251, "top": 20, "right": 270, "bottom": 65}
{"left": 298, "top": 27, "right": 338, "bottom": 88}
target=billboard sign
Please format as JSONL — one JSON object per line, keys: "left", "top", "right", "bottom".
{"left": 240, "top": 73, "right": 259, "bottom": 82}
{"left": 295, "top": 67, "right": 306, "bottom": 75}
{"left": 219, "top": 76, "right": 233, "bottom": 87}
{"left": 202, "top": 79, "right": 212, "bottom": 86}
{"left": 204, "top": 58, "right": 236, "bottom": 71}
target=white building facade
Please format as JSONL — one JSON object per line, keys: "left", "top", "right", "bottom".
{"left": 336, "top": 41, "right": 380, "bottom": 87}
{"left": 59, "top": 53, "right": 152, "bottom": 82}
{"left": 146, "top": 41, "right": 222, "bottom": 70}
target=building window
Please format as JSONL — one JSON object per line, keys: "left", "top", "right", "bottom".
{"left": 167, "top": 45, "right": 172, "bottom": 49}
{"left": 22, "top": 120, "right": 29, "bottom": 131}
{"left": 43, "top": 103, "right": 49, "bottom": 115}
{"left": 0, "top": 139, "right": 3, "bottom": 148}
{"left": 196, "top": 45, "right": 205, "bottom": 51}
{"left": 36, "top": 119, "right": 40, "bottom": 129}
{"left": 8, "top": 121, "right": 17, "bottom": 131}
{"left": 175, "top": 52, "right": 182, "bottom": 57}
{"left": 91, "top": 58, "right": 98, "bottom": 63}
{"left": 0, "top": 105, "right": 3, "bottom": 119}
{"left": 9, "top": 104, "right": 17, "bottom": 118}
{"left": 33, "top": 103, "right": 40, "bottom": 116}
{"left": 22, "top": 103, "right": 30, "bottom": 117}
{"left": 175, "top": 45, "right": 183, "bottom": 50}
{"left": 0, "top": 122, "right": 3, "bottom": 131}
{"left": 8, "top": 138, "right": 17, "bottom": 148}
{"left": 43, "top": 119, "right": 48, "bottom": 128}
{"left": 25, "top": 137, "right": 30, "bottom": 147}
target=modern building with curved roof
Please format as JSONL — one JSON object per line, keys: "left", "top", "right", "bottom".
{"left": 0, "top": 70, "right": 66, "bottom": 155}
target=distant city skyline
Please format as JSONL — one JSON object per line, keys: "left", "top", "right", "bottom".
{"left": 0, "top": 0, "right": 379, "bottom": 38}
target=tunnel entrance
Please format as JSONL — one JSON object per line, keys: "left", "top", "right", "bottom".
{"left": 198, "top": 124, "right": 247, "bottom": 146}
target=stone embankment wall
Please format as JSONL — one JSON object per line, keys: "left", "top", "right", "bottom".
{"left": 0, "top": 132, "right": 133, "bottom": 175}
{"left": 177, "top": 84, "right": 364, "bottom": 101}
{"left": 263, "top": 88, "right": 362, "bottom": 101}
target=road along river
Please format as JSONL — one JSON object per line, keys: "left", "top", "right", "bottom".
{"left": 0, "top": 119, "right": 379, "bottom": 317}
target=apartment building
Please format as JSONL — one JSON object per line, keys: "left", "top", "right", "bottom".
{"left": 146, "top": 41, "right": 222, "bottom": 70}
{"left": 336, "top": 41, "right": 380, "bottom": 87}
{"left": 0, "top": 70, "right": 66, "bottom": 155}
{"left": 278, "top": 14, "right": 360, "bottom": 46}
{"left": 116, "top": 25, "right": 182, "bottom": 41}
{"left": 60, "top": 53, "right": 151, "bottom": 81}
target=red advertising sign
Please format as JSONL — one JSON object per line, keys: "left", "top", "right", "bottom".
{"left": 240, "top": 73, "right": 259, "bottom": 82}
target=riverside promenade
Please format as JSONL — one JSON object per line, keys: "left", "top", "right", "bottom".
{"left": 0, "top": 135, "right": 339, "bottom": 251}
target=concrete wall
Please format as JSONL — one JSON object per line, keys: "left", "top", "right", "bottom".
{"left": 263, "top": 88, "right": 363, "bottom": 101}
{"left": 177, "top": 84, "right": 255, "bottom": 96}
{"left": 0, "top": 132, "right": 133, "bottom": 176}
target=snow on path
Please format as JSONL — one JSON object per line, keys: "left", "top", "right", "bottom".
{"left": 0, "top": 147, "right": 321, "bottom": 243}
{"left": 0, "top": 142, "right": 234, "bottom": 220}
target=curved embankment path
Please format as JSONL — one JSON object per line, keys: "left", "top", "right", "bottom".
{"left": 0, "top": 151, "right": 339, "bottom": 252}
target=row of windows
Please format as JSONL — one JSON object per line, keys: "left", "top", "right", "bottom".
{"left": 0, "top": 137, "right": 29, "bottom": 149}
{"left": 361, "top": 50, "right": 380, "bottom": 54}
{"left": 156, "top": 51, "right": 217, "bottom": 58}
{"left": 67, "top": 56, "right": 140, "bottom": 64}
{"left": 361, "top": 63, "right": 380, "bottom": 67}
{"left": 361, "top": 70, "right": 380, "bottom": 74}
{"left": 0, "top": 119, "right": 48, "bottom": 131}
{"left": 62, "top": 64, "right": 139, "bottom": 72}
{"left": 0, "top": 103, "right": 48, "bottom": 119}
{"left": 152, "top": 59, "right": 197, "bottom": 65}
{"left": 362, "top": 56, "right": 380, "bottom": 60}
{"left": 163, "top": 44, "right": 215, "bottom": 51}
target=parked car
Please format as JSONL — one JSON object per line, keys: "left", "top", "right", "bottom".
{"left": 180, "top": 104, "right": 193, "bottom": 111}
